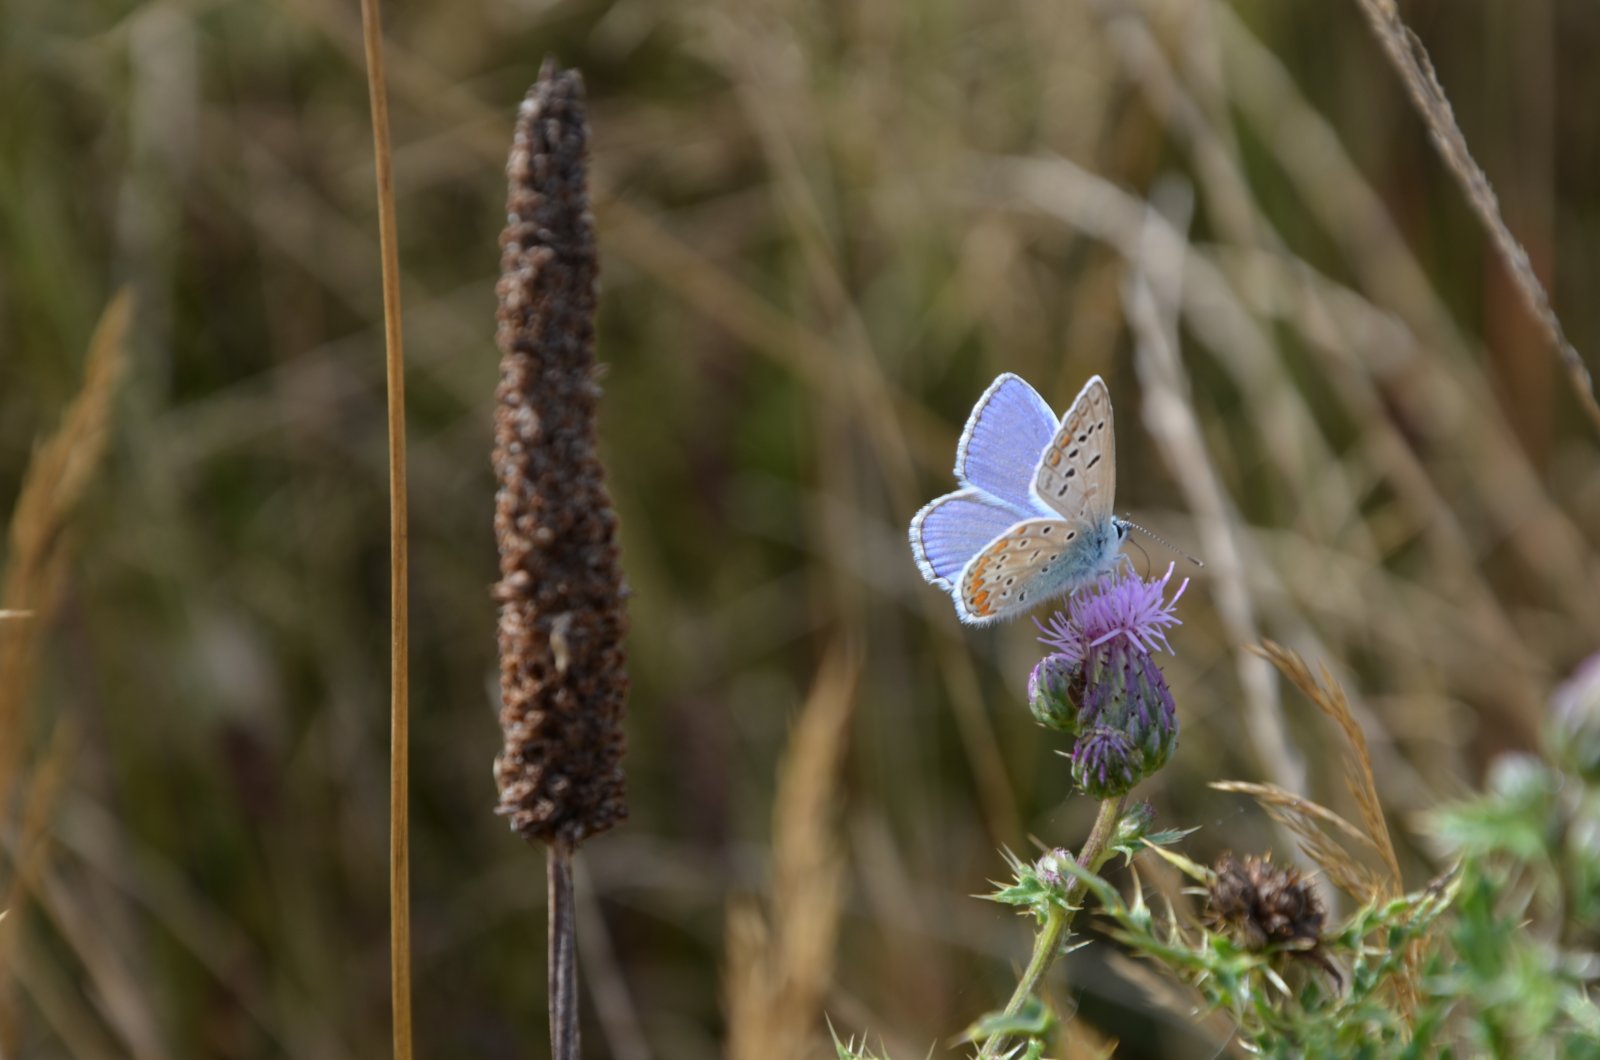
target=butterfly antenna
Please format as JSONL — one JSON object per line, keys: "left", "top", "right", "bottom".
{"left": 1123, "top": 518, "right": 1205, "bottom": 568}
{"left": 1127, "top": 536, "right": 1152, "bottom": 574}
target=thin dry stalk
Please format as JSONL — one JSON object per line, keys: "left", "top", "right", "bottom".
{"left": 1350, "top": 0, "right": 1600, "bottom": 433}
{"left": 355, "top": 0, "right": 413, "bottom": 1054}
{"left": 726, "top": 646, "right": 857, "bottom": 1060}
{"left": 548, "top": 841, "right": 578, "bottom": 1059}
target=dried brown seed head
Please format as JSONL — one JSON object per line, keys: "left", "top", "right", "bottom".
{"left": 1205, "top": 853, "right": 1326, "bottom": 953}
{"left": 492, "top": 61, "right": 628, "bottom": 847}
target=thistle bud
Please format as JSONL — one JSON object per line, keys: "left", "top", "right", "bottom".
{"left": 1028, "top": 653, "right": 1082, "bottom": 733}
{"left": 1035, "top": 847, "right": 1074, "bottom": 891}
{"left": 1070, "top": 726, "right": 1143, "bottom": 800}
{"left": 1113, "top": 800, "right": 1157, "bottom": 848}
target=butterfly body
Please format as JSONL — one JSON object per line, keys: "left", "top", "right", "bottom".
{"left": 909, "top": 374, "right": 1130, "bottom": 625}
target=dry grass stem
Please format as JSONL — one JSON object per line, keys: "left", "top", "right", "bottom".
{"left": 1351, "top": 0, "right": 1600, "bottom": 432}
{"left": 356, "top": 0, "right": 413, "bottom": 1054}
{"left": 726, "top": 645, "right": 857, "bottom": 1060}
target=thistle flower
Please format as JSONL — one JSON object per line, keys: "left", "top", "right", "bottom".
{"left": 1205, "top": 854, "right": 1326, "bottom": 956}
{"left": 1033, "top": 564, "right": 1186, "bottom": 797}
{"left": 492, "top": 62, "right": 628, "bottom": 848}
{"left": 1036, "top": 562, "right": 1187, "bottom": 664}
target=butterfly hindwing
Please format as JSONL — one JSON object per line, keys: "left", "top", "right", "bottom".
{"left": 956, "top": 517, "right": 1095, "bottom": 625}
{"left": 955, "top": 373, "right": 1060, "bottom": 514}
{"left": 909, "top": 488, "right": 1028, "bottom": 590}
{"left": 1033, "top": 375, "right": 1116, "bottom": 522}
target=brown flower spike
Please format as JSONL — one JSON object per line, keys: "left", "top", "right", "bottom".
{"left": 493, "top": 62, "right": 628, "bottom": 847}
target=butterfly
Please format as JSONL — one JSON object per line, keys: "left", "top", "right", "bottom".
{"left": 909, "top": 373, "right": 1130, "bottom": 625}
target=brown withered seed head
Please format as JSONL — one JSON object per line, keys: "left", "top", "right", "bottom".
{"left": 492, "top": 60, "right": 628, "bottom": 847}
{"left": 1204, "top": 853, "right": 1325, "bottom": 953}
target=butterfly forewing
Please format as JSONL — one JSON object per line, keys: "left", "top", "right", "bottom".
{"left": 1032, "top": 375, "right": 1116, "bottom": 522}
{"left": 954, "top": 374, "right": 1059, "bottom": 513}
{"left": 957, "top": 517, "right": 1090, "bottom": 624}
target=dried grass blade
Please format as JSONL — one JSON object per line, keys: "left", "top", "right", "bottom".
{"left": 726, "top": 644, "right": 858, "bottom": 1060}
{"left": 1210, "top": 780, "right": 1385, "bottom": 902}
{"left": 1252, "top": 641, "right": 1402, "bottom": 893}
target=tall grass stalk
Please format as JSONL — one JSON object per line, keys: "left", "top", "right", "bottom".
{"left": 356, "top": 1, "right": 413, "bottom": 1055}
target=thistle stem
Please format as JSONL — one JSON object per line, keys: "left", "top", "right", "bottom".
{"left": 977, "top": 795, "right": 1127, "bottom": 1060}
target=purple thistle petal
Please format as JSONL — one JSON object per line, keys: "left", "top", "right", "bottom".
{"left": 1037, "top": 562, "right": 1187, "bottom": 662}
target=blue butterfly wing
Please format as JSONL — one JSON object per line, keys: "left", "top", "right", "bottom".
{"left": 909, "top": 488, "right": 1027, "bottom": 590}
{"left": 955, "top": 374, "right": 1059, "bottom": 515}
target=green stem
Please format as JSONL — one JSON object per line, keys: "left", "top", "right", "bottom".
{"left": 977, "top": 795, "right": 1127, "bottom": 1059}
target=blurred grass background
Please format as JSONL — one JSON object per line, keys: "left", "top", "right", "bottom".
{"left": 3, "top": 0, "right": 1599, "bottom": 1056}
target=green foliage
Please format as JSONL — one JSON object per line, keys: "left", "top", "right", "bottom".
{"left": 1046, "top": 737, "right": 1600, "bottom": 1057}
{"left": 1419, "top": 751, "right": 1600, "bottom": 1058}
{"left": 1043, "top": 839, "right": 1448, "bottom": 1057}
{"left": 959, "top": 996, "right": 1055, "bottom": 1054}
{"left": 950, "top": 725, "right": 1600, "bottom": 1059}
{"left": 988, "top": 848, "right": 1083, "bottom": 923}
